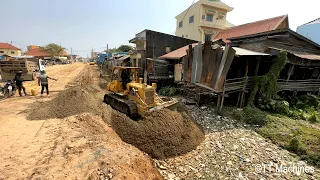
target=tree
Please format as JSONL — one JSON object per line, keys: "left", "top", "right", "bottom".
{"left": 42, "top": 43, "right": 66, "bottom": 58}
{"left": 105, "top": 48, "right": 120, "bottom": 53}
{"left": 117, "top": 45, "right": 133, "bottom": 52}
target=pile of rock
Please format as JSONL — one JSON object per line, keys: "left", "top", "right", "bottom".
{"left": 153, "top": 129, "right": 319, "bottom": 180}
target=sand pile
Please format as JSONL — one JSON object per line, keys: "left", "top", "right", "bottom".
{"left": 110, "top": 109, "right": 205, "bottom": 159}
{"left": 26, "top": 88, "right": 109, "bottom": 120}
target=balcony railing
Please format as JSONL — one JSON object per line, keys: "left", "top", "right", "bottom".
{"left": 277, "top": 79, "right": 320, "bottom": 92}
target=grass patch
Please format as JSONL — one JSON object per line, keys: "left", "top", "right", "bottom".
{"left": 258, "top": 115, "right": 320, "bottom": 167}
{"left": 222, "top": 106, "right": 320, "bottom": 167}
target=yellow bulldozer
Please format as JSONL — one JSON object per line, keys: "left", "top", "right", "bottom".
{"left": 104, "top": 66, "right": 178, "bottom": 118}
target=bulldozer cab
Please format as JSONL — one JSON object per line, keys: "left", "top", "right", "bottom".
{"left": 108, "top": 66, "right": 141, "bottom": 93}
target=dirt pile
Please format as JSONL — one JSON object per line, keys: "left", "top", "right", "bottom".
{"left": 26, "top": 87, "right": 109, "bottom": 120}
{"left": 110, "top": 109, "right": 205, "bottom": 159}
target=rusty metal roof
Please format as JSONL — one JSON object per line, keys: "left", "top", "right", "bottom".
{"left": 293, "top": 54, "right": 320, "bottom": 60}
{"left": 215, "top": 15, "right": 288, "bottom": 42}
{"left": 160, "top": 43, "right": 270, "bottom": 60}
{"left": 159, "top": 43, "right": 198, "bottom": 60}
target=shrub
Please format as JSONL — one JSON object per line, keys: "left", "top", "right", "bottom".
{"left": 287, "top": 137, "right": 306, "bottom": 155}
{"left": 159, "top": 87, "right": 179, "bottom": 97}
{"left": 308, "top": 113, "right": 319, "bottom": 123}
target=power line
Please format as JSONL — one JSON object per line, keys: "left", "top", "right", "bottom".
{"left": 173, "top": 0, "right": 196, "bottom": 35}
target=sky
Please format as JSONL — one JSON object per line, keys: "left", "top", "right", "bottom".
{"left": 1, "top": 0, "right": 318, "bottom": 57}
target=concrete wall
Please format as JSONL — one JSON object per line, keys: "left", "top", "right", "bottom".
{"left": 297, "top": 23, "right": 320, "bottom": 45}
{"left": 0, "top": 49, "right": 22, "bottom": 56}
{"left": 175, "top": 0, "right": 232, "bottom": 42}
{"left": 175, "top": 1, "right": 201, "bottom": 41}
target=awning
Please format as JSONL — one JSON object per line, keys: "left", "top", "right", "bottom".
{"left": 269, "top": 47, "right": 320, "bottom": 60}
{"left": 222, "top": 47, "right": 271, "bottom": 56}
{"left": 11, "top": 56, "right": 34, "bottom": 59}
{"left": 117, "top": 55, "right": 130, "bottom": 61}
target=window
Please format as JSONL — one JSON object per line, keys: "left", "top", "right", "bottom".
{"left": 189, "top": 15, "right": 194, "bottom": 24}
{"left": 206, "top": 14, "right": 213, "bottom": 22}
{"left": 11, "top": 51, "right": 15, "bottom": 54}
{"left": 205, "top": 34, "right": 212, "bottom": 41}
{"left": 0, "top": 51, "right": 4, "bottom": 53}
{"left": 165, "top": 47, "right": 171, "bottom": 53}
{"left": 179, "top": 21, "right": 183, "bottom": 28}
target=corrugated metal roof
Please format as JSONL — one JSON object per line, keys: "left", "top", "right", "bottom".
{"left": 160, "top": 43, "right": 270, "bottom": 60}
{"left": 293, "top": 54, "right": 320, "bottom": 60}
{"left": 11, "top": 56, "right": 34, "bottom": 58}
{"left": 117, "top": 55, "right": 130, "bottom": 61}
{"left": 215, "top": 15, "right": 288, "bottom": 42}
{"left": 222, "top": 47, "right": 270, "bottom": 56}
{"left": 269, "top": 47, "right": 320, "bottom": 60}
{"left": 159, "top": 43, "right": 198, "bottom": 60}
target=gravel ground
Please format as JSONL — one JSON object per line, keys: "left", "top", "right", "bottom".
{"left": 184, "top": 103, "right": 247, "bottom": 133}
{"left": 153, "top": 102, "right": 320, "bottom": 180}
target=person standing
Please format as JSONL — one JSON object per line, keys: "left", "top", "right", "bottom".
{"left": 38, "top": 71, "right": 57, "bottom": 96}
{"left": 14, "top": 71, "right": 27, "bottom": 96}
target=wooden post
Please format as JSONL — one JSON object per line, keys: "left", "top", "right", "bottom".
{"left": 254, "top": 58, "right": 260, "bottom": 76}
{"left": 217, "top": 94, "right": 221, "bottom": 109}
{"left": 236, "top": 91, "right": 242, "bottom": 107}
{"left": 219, "top": 80, "right": 226, "bottom": 111}
{"left": 287, "top": 64, "right": 295, "bottom": 81}
{"left": 240, "top": 59, "right": 249, "bottom": 108}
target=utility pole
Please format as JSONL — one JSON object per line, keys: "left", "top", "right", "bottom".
{"left": 107, "top": 44, "right": 109, "bottom": 59}
{"left": 91, "top": 48, "right": 93, "bottom": 58}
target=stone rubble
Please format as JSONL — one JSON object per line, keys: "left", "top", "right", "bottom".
{"left": 153, "top": 104, "right": 320, "bottom": 180}
{"left": 185, "top": 104, "right": 246, "bottom": 133}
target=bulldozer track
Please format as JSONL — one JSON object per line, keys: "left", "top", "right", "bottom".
{"left": 104, "top": 93, "right": 138, "bottom": 118}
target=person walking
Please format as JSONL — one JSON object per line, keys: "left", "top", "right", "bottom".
{"left": 14, "top": 71, "right": 27, "bottom": 96}
{"left": 38, "top": 71, "right": 57, "bottom": 96}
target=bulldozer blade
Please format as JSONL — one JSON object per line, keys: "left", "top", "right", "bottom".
{"left": 149, "top": 98, "right": 178, "bottom": 112}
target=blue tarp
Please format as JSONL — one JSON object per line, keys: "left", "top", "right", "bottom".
{"left": 0, "top": 56, "right": 4, "bottom": 60}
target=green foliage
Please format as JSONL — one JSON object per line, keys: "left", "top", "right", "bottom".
{"left": 227, "top": 106, "right": 268, "bottom": 126}
{"left": 258, "top": 93, "right": 320, "bottom": 122}
{"left": 258, "top": 115, "right": 320, "bottom": 167}
{"left": 287, "top": 137, "right": 306, "bottom": 154}
{"left": 117, "top": 45, "right": 134, "bottom": 52}
{"left": 259, "top": 98, "right": 290, "bottom": 115}
{"left": 42, "top": 43, "right": 66, "bottom": 58}
{"left": 105, "top": 45, "right": 134, "bottom": 53}
{"left": 106, "top": 48, "right": 121, "bottom": 53}
{"left": 308, "top": 113, "right": 319, "bottom": 123}
{"left": 248, "top": 51, "right": 287, "bottom": 105}
{"left": 292, "top": 93, "right": 320, "bottom": 109}
{"left": 159, "top": 87, "right": 179, "bottom": 96}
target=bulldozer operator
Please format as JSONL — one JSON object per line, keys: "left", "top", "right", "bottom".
{"left": 121, "top": 68, "right": 130, "bottom": 89}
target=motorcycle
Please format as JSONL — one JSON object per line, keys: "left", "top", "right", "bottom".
{"left": 2, "top": 80, "right": 15, "bottom": 98}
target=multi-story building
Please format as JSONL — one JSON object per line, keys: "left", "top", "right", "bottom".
{"left": 297, "top": 18, "right": 320, "bottom": 45}
{"left": 129, "top": 29, "right": 197, "bottom": 79}
{"left": 175, "top": 0, "right": 233, "bottom": 42}
{"left": 0, "top": 43, "right": 22, "bottom": 56}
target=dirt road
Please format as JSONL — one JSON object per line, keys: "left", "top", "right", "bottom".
{"left": 0, "top": 64, "right": 161, "bottom": 180}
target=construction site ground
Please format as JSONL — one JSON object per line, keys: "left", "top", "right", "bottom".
{"left": 0, "top": 63, "right": 319, "bottom": 180}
